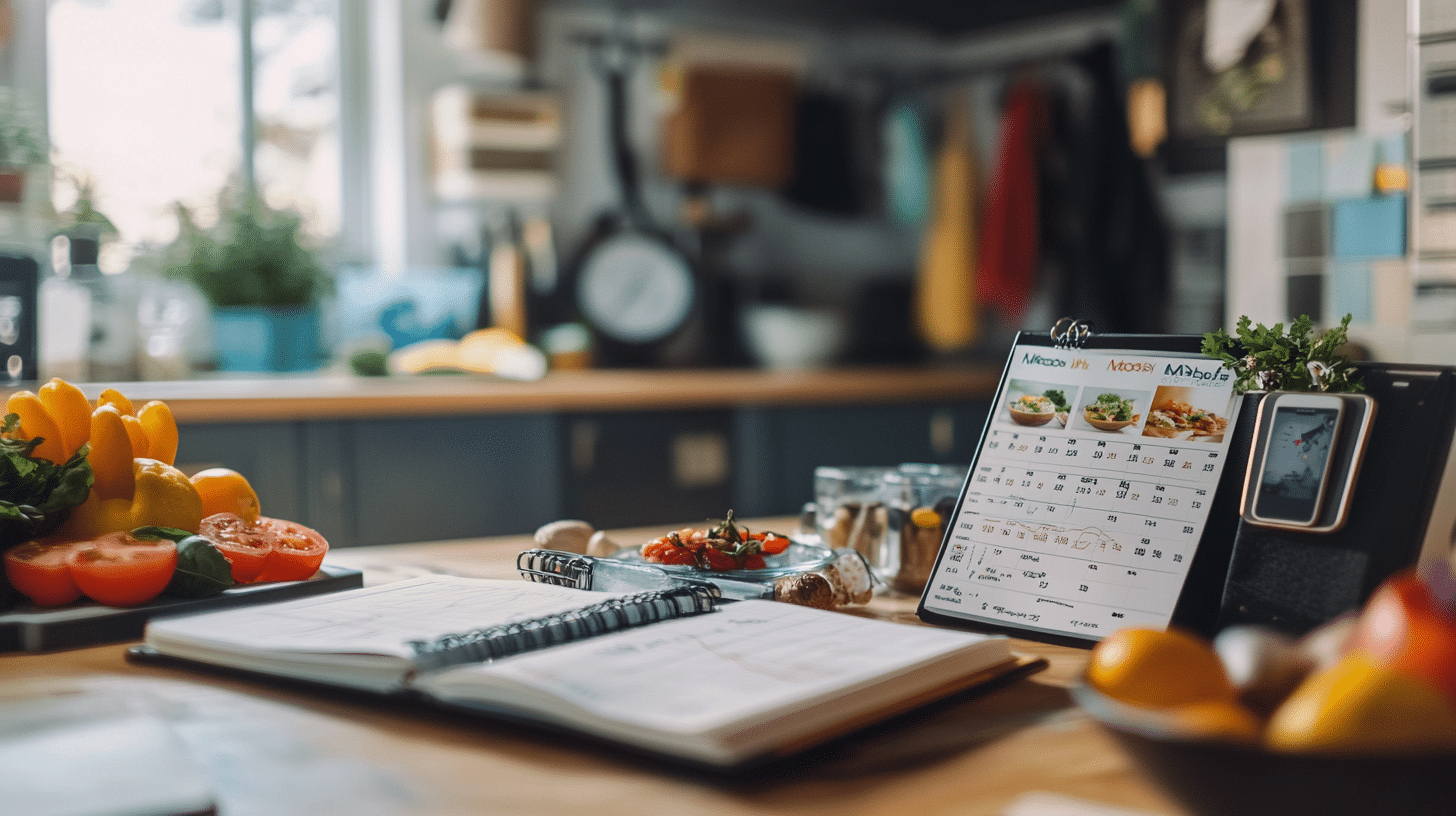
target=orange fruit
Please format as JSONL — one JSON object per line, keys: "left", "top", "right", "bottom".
{"left": 190, "top": 467, "right": 262, "bottom": 523}
{"left": 1087, "top": 627, "right": 1238, "bottom": 708}
{"left": 1161, "top": 700, "right": 1262, "bottom": 744}
{"left": 1266, "top": 652, "right": 1456, "bottom": 754}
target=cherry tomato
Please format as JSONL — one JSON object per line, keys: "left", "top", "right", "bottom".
{"left": 251, "top": 517, "right": 329, "bottom": 582}
{"left": 4, "top": 539, "right": 85, "bottom": 606}
{"left": 65, "top": 531, "right": 177, "bottom": 607}
{"left": 760, "top": 533, "right": 791, "bottom": 555}
{"left": 703, "top": 547, "right": 738, "bottom": 571}
{"left": 200, "top": 512, "right": 273, "bottom": 582}
{"left": 659, "top": 549, "right": 698, "bottom": 567}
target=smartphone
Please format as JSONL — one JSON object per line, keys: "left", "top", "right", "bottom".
{"left": 1249, "top": 393, "right": 1346, "bottom": 526}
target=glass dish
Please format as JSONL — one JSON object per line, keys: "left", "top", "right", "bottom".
{"left": 609, "top": 537, "right": 835, "bottom": 582}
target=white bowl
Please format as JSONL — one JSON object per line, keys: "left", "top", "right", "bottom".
{"left": 740, "top": 305, "right": 847, "bottom": 370}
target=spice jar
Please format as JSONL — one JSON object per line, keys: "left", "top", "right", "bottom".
{"left": 813, "top": 465, "right": 895, "bottom": 580}
{"left": 885, "top": 464, "right": 966, "bottom": 595}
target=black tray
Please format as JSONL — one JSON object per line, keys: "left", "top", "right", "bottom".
{"left": 0, "top": 563, "right": 363, "bottom": 653}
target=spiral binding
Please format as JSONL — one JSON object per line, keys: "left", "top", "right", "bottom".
{"left": 1050, "top": 317, "right": 1092, "bottom": 349}
{"left": 516, "top": 549, "right": 593, "bottom": 589}
{"left": 406, "top": 584, "right": 719, "bottom": 672}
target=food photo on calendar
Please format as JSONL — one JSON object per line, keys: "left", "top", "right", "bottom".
{"left": 919, "top": 340, "right": 1241, "bottom": 644}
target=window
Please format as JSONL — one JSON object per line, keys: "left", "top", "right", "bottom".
{"left": 46, "top": 0, "right": 340, "bottom": 268}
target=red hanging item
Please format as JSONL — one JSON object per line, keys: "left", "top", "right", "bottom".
{"left": 978, "top": 81, "right": 1046, "bottom": 322}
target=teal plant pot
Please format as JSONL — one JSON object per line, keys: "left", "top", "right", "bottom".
{"left": 213, "top": 306, "right": 322, "bottom": 372}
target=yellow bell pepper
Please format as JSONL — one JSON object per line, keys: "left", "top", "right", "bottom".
{"left": 2, "top": 378, "right": 199, "bottom": 540}
{"left": 4, "top": 379, "right": 179, "bottom": 467}
{"left": 56, "top": 403, "right": 201, "bottom": 540}
{"left": 5, "top": 378, "right": 94, "bottom": 464}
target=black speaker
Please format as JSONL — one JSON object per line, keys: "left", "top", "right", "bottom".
{"left": 1215, "top": 363, "right": 1456, "bottom": 636}
{"left": 0, "top": 254, "right": 38, "bottom": 383}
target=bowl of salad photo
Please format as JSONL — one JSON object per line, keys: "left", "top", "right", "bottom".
{"left": 1007, "top": 394, "right": 1058, "bottom": 426}
{"left": 1083, "top": 393, "right": 1140, "bottom": 432}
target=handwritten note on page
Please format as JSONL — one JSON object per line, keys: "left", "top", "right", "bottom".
{"left": 421, "top": 600, "right": 1009, "bottom": 737}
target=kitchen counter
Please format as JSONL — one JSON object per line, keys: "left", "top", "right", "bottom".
{"left": 20, "top": 366, "right": 1002, "bottom": 424}
{"left": 4, "top": 366, "right": 1003, "bottom": 545}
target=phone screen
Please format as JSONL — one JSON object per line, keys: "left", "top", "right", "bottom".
{"left": 1253, "top": 405, "right": 1341, "bottom": 524}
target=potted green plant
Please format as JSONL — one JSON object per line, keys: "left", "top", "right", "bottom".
{"left": 0, "top": 86, "right": 48, "bottom": 203}
{"left": 54, "top": 174, "right": 118, "bottom": 266}
{"left": 164, "top": 191, "right": 332, "bottom": 372}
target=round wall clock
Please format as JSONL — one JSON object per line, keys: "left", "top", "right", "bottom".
{"left": 575, "top": 230, "right": 696, "bottom": 344}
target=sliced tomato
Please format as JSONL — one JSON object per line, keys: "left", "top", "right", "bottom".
{"left": 250, "top": 517, "right": 328, "bottom": 582}
{"left": 4, "top": 539, "right": 86, "bottom": 606}
{"left": 65, "top": 531, "right": 177, "bottom": 606}
{"left": 200, "top": 512, "right": 273, "bottom": 582}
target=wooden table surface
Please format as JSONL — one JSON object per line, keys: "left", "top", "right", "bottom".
{"left": 0, "top": 521, "right": 1189, "bottom": 816}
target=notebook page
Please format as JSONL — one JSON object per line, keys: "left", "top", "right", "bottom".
{"left": 146, "top": 575, "right": 617, "bottom": 658}
{"left": 422, "top": 600, "right": 1009, "bottom": 735}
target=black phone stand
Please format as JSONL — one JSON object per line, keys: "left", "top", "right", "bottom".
{"left": 1215, "top": 364, "right": 1456, "bottom": 636}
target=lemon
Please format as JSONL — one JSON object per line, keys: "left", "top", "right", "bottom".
{"left": 1267, "top": 652, "right": 1456, "bottom": 754}
{"left": 59, "top": 458, "right": 203, "bottom": 539}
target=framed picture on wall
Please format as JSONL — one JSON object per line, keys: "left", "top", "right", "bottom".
{"left": 1161, "top": 0, "right": 1356, "bottom": 173}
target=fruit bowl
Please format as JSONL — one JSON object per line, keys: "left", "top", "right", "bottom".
{"left": 1072, "top": 681, "right": 1456, "bottom": 816}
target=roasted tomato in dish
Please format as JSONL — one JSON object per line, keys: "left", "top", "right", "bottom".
{"left": 199, "top": 513, "right": 328, "bottom": 583}
{"left": 65, "top": 531, "right": 178, "bottom": 607}
{"left": 641, "top": 511, "right": 790, "bottom": 572}
{"left": 4, "top": 539, "right": 86, "bottom": 606}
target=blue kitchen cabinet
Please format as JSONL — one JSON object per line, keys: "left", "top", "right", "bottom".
{"left": 174, "top": 421, "right": 309, "bottom": 528}
{"left": 733, "top": 401, "right": 992, "bottom": 517}
{"left": 339, "top": 414, "right": 563, "bottom": 547}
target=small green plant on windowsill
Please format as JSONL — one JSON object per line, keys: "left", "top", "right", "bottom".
{"left": 0, "top": 87, "right": 47, "bottom": 168}
{"left": 163, "top": 192, "right": 331, "bottom": 308}
{"left": 0, "top": 87, "right": 48, "bottom": 203}
{"left": 1202, "top": 313, "right": 1363, "bottom": 394}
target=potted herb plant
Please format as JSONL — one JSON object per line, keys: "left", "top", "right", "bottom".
{"left": 164, "top": 191, "right": 332, "bottom": 372}
{"left": 0, "top": 86, "right": 48, "bottom": 203}
{"left": 1203, "top": 313, "right": 1363, "bottom": 394}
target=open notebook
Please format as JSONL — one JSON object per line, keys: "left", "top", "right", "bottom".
{"left": 137, "top": 575, "right": 1029, "bottom": 768}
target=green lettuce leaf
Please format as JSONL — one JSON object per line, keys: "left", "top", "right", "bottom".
{"left": 0, "top": 414, "right": 94, "bottom": 550}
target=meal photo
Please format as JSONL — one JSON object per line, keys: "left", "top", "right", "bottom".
{"left": 1143, "top": 387, "right": 1233, "bottom": 443}
{"left": 1003, "top": 380, "right": 1077, "bottom": 428}
{"left": 1075, "top": 390, "right": 1147, "bottom": 434}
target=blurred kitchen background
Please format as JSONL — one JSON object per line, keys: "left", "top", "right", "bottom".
{"left": 0, "top": 0, "right": 1444, "bottom": 382}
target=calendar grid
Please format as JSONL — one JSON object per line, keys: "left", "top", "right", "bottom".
{"left": 921, "top": 340, "right": 1241, "bottom": 641}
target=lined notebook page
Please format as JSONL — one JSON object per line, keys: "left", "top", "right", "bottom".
{"left": 421, "top": 600, "right": 1010, "bottom": 735}
{"left": 146, "top": 576, "right": 622, "bottom": 658}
